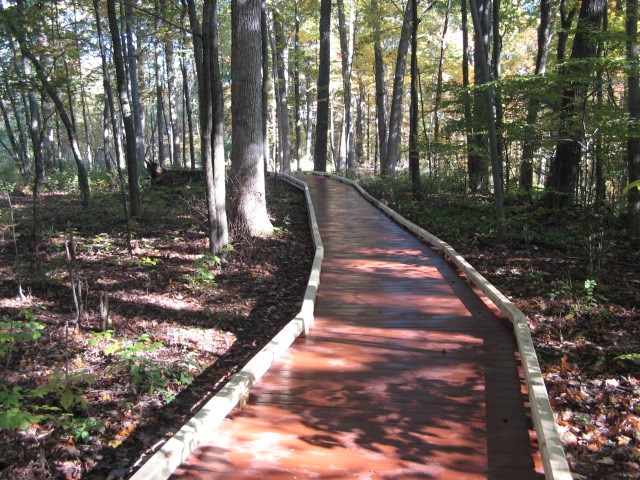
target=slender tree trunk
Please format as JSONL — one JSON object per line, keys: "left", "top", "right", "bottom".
{"left": 0, "top": 95, "right": 26, "bottom": 174}
{"left": 545, "top": 0, "right": 605, "bottom": 206}
{"left": 165, "top": 39, "right": 181, "bottom": 168}
{"left": 385, "top": 0, "right": 413, "bottom": 175}
{"left": 355, "top": 81, "right": 365, "bottom": 165}
{"left": 627, "top": 0, "right": 640, "bottom": 247}
{"left": 125, "top": 2, "right": 145, "bottom": 170}
{"left": 155, "top": 37, "right": 167, "bottom": 167}
{"left": 210, "top": 0, "right": 229, "bottom": 250}
{"left": 231, "top": 0, "right": 273, "bottom": 234}
{"left": 470, "top": 0, "right": 491, "bottom": 192}
{"left": 469, "top": 0, "right": 506, "bottom": 241}
{"left": 593, "top": 1, "right": 608, "bottom": 205}
{"left": 461, "top": 0, "right": 474, "bottom": 186}
{"left": 294, "top": 1, "right": 302, "bottom": 171}
{"left": 314, "top": 0, "right": 331, "bottom": 172}
{"left": 372, "top": 0, "right": 388, "bottom": 172}
{"left": 107, "top": 0, "right": 141, "bottom": 215}
{"left": 409, "top": 0, "right": 420, "bottom": 192}
{"left": 272, "top": 9, "right": 291, "bottom": 173}
{"left": 492, "top": 0, "right": 505, "bottom": 186}
{"left": 261, "top": 3, "right": 270, "bottom": 175}
{"left": 181, "top": 58, "right": 196, "bottom": 169}
{"left": 433, "top": 0, "right": 451, "bottom": 163}
{"left": 305, "top": 73, "right": 314, "bottom": 165}
{"left": 520, "top": 0, "right": 551, "bottom": 193}
{"left": 337, "top": 0, "right": 356, "bottom": 173}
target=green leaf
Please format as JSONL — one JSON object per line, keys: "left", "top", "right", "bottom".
{"left": 623, "top": 179, "right": 640, "bottom": 195}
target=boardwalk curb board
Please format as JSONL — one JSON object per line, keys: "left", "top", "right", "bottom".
{"left": 307, "top": 171, "right": 572, "bottom": 480}
{"left": 129, "top": 173, "right": 324, "bottom": 480}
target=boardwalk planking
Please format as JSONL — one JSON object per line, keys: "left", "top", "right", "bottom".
{"left": 171, "top": 174, "right": 544, "bottom": 479}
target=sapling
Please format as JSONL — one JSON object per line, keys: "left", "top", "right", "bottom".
{"left": 0, "top": 174, "right": 26, "bottom": 300}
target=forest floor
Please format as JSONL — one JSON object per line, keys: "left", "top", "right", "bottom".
{"left": 0, "top": 174, "right": 313, "bottom": 479}
{"left": 2, "top": 172, "right": 639, "bottom": 480}
{"left": 361, "top": 175, "right": 640, "bottom": 480}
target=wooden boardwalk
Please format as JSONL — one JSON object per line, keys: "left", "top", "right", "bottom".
{"left": 171, "top": 174, "right": 544, "bottom": 479}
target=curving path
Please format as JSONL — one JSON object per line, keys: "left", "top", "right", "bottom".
{"left": 171, "top": 174, "right": 544, "bottom": 479}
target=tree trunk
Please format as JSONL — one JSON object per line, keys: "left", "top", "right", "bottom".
{"left": 180, "top": 57, "right": 196, "bottom": 170}
{"left": 627, "top": 0, "right": 640, "bottom": 247}
{"left": 165, "top": 39, "right": 181, "bottom": 168}
{"left": 520, "top": 0, "right": 551, "bottom": 193}
{"left": 314, "top": 0, "right": 331, "bottom": 172}
{"left": 155, "top": 38, "right": 167, "bottom": 167}
{"left": 107, "top": 0, "right": 141, "bottom": 215}
{"left": 469, "top": 0, "right": 506, "bottom": 241}
{"left": 272, "top": 9, "right": 291, "bottom": 173}
{"left": 261, "top": 3, "right": 271, "bottom": 175}
{"left": 337, "top": 0, "right": 356, "bottom": 174}
{"left": 231, "top": 0, "right": 273, "bottom": 235}
{"left": 461, "top": 0, "right": 474, "bottom": 187}
{"left": 294, "top": 1, "right": 302, "bottom": 171}
{"left": 385, "top": 0, "right": 412, "bottom": 175}
{"left": 470, "top": 0, "right": 490, "bottom": 192}
{"left": 433, "top": 0, "right": 451, "bottom": 165}
{"left": 409, "top": 0, "right": 420, "bottom": 192}
{"left": 125, "top": 2, "right": 145, "bottom": 170}
{"left": 545, "top": 0, "right": 605, "bottom": 206}
{"left": 355, "top": 81, "right": 365, "bottom": 165}
{"left": 372, "top": 0, "right": 388, "bottom": 173}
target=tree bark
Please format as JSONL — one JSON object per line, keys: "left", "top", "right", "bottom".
{"left": 545, "top": 0, "right": 605, "bottom": 206}
{"left": 520, "top": 0, "right": 551, "bottom": 193}
{"left": 385, "top": 0, "right": 413, "bottom": 175}
{"left": 314, "top": 0, "right": 331, "bottom": 172}
{"left": 231, "top": 0, "right": 273, "bottom": 235}
{"left": 461, "top": 0, "right": 474, "bottom": 187}
{"left": 433, "top": 0, "right": 451, "bottom": 161}
{"left": 409, "top": 0, "right": 420, "bottom": 191}
{"left": 627, "top": 0, "right": 640, "bottom": 247}
{"left": 294, "top": 1, "right": 302, "bottom": 171}
{"left": 372, "top": 0, "right": 388, "bottom": 172}
{"left": 107, "top": 0, "right": 141, "bottom": 215}
{"left": 125, "top": 2, "right": 146, "bottom": 170}
{"left": 272, "top": 8, "right": 291, "bottom": 173}
{"left": 337, "top": 0, "right": 356, "bottom": 174}
{"left": 469, "top": 0, "right": 506, "bottom": 241}
{"left": 469, "top": 0, "right": 491, "bottom": 192}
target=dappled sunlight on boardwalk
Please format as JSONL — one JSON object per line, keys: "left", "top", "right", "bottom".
{"left": 172, "top": 175, "right": 544, "bottom": 480}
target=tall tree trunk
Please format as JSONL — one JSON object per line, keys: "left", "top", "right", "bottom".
{"left": 409, "top": 0, "right": 420, "bottom": 192}
{"left": 470, "top": 0, "right": 491, "bottom": 192}
{"left": 372, "top": 0, "right": 388, "bottom": 173}
{"left": 314, "top": 0, "right": 331, "bottom": 172}
{"left": 210, "top": 0, "right": 229, "bottom": 251}
{"left": 545, "top": 0, "right": 605, "bottom": 206}
{"left": 355, "top": 81, "right": 365, "bottom": 165}
{"left": 155, "top": 37, "right": 167, "bottom": 167}
{"left": 261, "top": 3, "right": 270, "bottom": 175}
{"left": 125, "top": 2, "right": 145, "bottom": 170}
{"left": 231, "top": 0, "right": 273, "bottom": 235}
{"left": 469, "top": 0, "right": 506, "bottom": 241}
{"left": 337, "top": 0, "right": 356, "bottom": 173}
{"left": 165, "top": 39, "right": 181, "bottom": 168}
{"left": 461, "top": 0, "right": 474, "bottom": 187}
{"left": 433, "top": 0, "right": 451, "bottom": 162}
{"left": 558, "top": 0, "right": 578, "bottom": 64}
{"left": 305, "top": 73, "right": 314, "bottom": 165}
{"left": 294, "top": 1, "right": 302, "bottom": 171}
{"left": 273, "top": 8, "right": 291, "bottom": 173}
{"left": 520, "top": 0, "right": 551, "bottom": 193}
{"left": 180, "top": 57, "right": 196, "bottom": 169}
{"left": 107, "top": 0, "right": 141, "bottom": 215}
{"left": 198, "top": 0, "right": 229, "bottom": 252}
{"left": 385, "top": 0, "right": 413, "bottom": 175}
{"left": 626, "top": 0, "right": 640, "bottom": 247}
{"left": 593, "top": 1, "right": 608, "bottom": 205}
{"left": 492, "top": 0, "right": 505, "bottom": 186}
